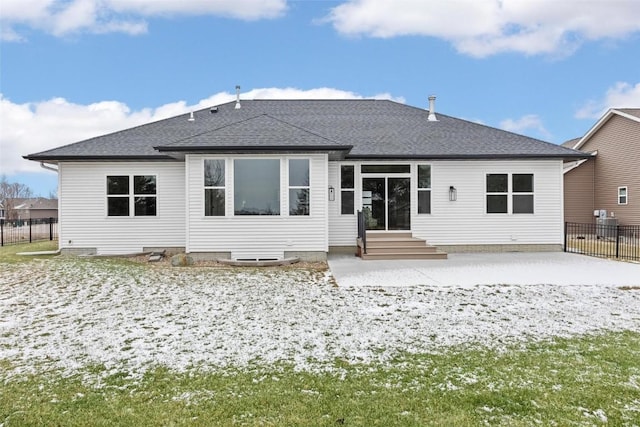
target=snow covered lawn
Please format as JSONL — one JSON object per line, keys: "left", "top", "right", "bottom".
{"left": 1, "top": 257, "right": 640, "bottom": 379}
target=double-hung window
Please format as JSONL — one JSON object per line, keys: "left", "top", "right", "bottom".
{"left": 107, "top": 175, "right": 157, "bottom": 217}
{"left": 618, "top": 187, "right": 628, "bottom": 205}
{"left": 417, "top": 164, "right": 431, "bottom": 214}
{"left": 486, "top": 173, "right": 534, "bottom": 214}
{"left": 486, "top": 174, "right": 508, "bottom": 213}
{"left": 512, "top": 174, "right": 534, "bottom": 214}
{"left": 340, "top": 165, "right": 355, "bottom": 215}
{"left": 289, "top": 159, "right": 310, "bottom": 216}
{"left": 204, "top": 159, "right": 225, "bottom": 216}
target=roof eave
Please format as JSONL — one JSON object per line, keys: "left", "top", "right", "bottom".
{"left": 23, "top": 154, "right": 180, "bottom": 162}
{"left": 346, "top": 153, "right": 591, "bottom": 161}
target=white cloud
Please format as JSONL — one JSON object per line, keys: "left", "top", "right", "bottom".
{"left": 1, "top": 88, "right": 403, "bottom": 175}
{"left": 575, "top": 82, "right": 640, "bottom": 119}
{"left": 0, "top": 0, "right": 286, "bottom": 40}
{"left": 326, "top": 0, "right": 640, "bottom": 57}
{"left": 107, "top": 0, "right": 286, "bottom": 20}
{"left": 499, "top": 114, "right": 551, "bottom": 139}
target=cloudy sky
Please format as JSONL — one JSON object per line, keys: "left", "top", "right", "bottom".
{"left": 1, "top": 0, "right": 640, "bottom": 196}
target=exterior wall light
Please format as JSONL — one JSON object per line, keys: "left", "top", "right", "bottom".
{"left": 328, "top": 185, "right": 335, "bottom": 201}
{"left": 449, "top": 186, "right": 457, "bottom": 201}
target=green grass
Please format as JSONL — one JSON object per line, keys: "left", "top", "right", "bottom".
{"left": 0, "top": 241, "right": 59, "bottom": 264}
{"left": 2, "top": 331, "right": 639, "bottom": 426}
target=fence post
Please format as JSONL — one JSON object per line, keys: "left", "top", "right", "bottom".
{"left": 1, "top": 219, "right": 3, "bottom": 247}
{"left": 49, "top": 217, "right": 53, "bottom": 241}
{"left": 616, "top": 225, "right": 620, "bottom": 259}
{"left": 29, "top": 218, "right": 32, "bottom": 243}
{"left": 564, "top": 222, "right": 567, "bottom": 252}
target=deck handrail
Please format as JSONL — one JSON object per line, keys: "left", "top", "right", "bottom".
{"left": 357, "top": 210, "right": 366, "bottom": 254}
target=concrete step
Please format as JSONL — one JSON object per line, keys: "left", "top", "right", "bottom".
{"left": 361, "top": 251, "right": 448, "bottom": 260}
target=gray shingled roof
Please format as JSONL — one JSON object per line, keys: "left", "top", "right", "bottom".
{"left": 25, "top": 99, "right": 586, "bottom": 161}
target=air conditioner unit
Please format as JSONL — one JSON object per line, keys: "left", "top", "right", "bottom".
{"left": 596, "top": 217, "right": 618, "bottom": 239}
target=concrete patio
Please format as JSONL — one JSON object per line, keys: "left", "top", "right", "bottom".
{"left": 328, "top": 251, "right": 640, "bottom": 287}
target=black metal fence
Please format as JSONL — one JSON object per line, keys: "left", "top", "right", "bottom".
{"left": 0, "top": 218, "right": 58, "bottom": 246}
{"left": 565, "top": 222, "right": 640, "bottom": 261}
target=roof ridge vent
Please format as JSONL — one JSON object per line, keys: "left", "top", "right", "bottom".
{"left": 235, "top": 85, "right": 241, "bottom": 109}
{"left": 428, "top": 95, "right": 438, "bottom": 121}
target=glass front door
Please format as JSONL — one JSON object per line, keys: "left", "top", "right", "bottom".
{"left": 362, "top": 177, "right": 410, "bottom": 230}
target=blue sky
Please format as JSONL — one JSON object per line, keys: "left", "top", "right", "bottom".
{"left": 1, "top": 0, "right": 640, "bottom": 196}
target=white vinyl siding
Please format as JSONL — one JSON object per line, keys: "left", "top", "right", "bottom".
{"left": 412, "top": 160, "right": 563, "bottom": 245}
{"left": 186, "top": 154, "right": 328, "bottom": 259}
{"left": 328, "top": 159, "right": 564, "bottom": 247}
{"left": 58, "top": 162, "right": 186, "bottom": 254}
{"left": 328, "top": 162, "right": 358, "bottom": 246}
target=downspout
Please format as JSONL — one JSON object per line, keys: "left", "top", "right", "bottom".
{"left": 40, "top": 162, "right": 59, "bottom": 173}
{"left": 40, "top": 162, "right": 60, "bottom": 251}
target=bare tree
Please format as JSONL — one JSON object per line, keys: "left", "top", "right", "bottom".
{"left": 0, "top": 175, "right": 34, "bottom": 220}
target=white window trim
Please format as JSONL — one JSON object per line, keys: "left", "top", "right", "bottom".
{"left": 618, "top": 186, "right": 628, "bottom": 205}
{"left": 485, "top": 173, "right": 534, "bottom": 215}
{"left": 512, "top": 174, "right": 534, "bottom": 215}
{"left": 106, "top": 174, "right": 158, "bottom": 218}
{"left": 486, "top": 173, "right": 509, "bottom": 214}
{"left": 417, "top": 163, "right": 432, "bottom": 215}
{"left": 230, "top": 157, "right": 282, "bottom": 217}
{"left": 203, "top": 158, "right": 227, "bottom": 217}
{"left": 288, "top": 158, "right": 310, "bottom": 217}
{"left": 201, "top": 155, "right": 316, "bottom": 219}
{"left": 339, "top": 163, "right": 356, "bottom": 215}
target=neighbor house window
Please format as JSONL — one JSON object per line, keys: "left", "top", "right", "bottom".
{"left": 618, "top": 186, "right": 628, "bottom": 205}
{"left": 486, "top": 174, "right": 508, "bottom": 214}
{"left": 204, "top": 159, "right": 225, "bottom": 216}
{"left": 486, "top": 173, "right": 534, "bottom": 214}
{"left": 234, "top": 159, "right": 280, "bottom": 215}
{"left": 107, "top": 175, "right": 156, "bottom": 217}
{"left": 289, "top": 159, "right": 310, "bottom": 216}
{"left": 340, "top": 165, "right": 354, "bottom": 215}
{"left": 417, "top": 164, "right": 431, "bottom": 214}
{"left": 512, "top": 174, "right": 534, "bottom": 214}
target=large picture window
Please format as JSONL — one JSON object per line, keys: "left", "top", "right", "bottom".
{"left": 486, "top": 173, "right": 534, "bottom": 214}
{"left": 289, "top": 159, "right": 309, "bottom": 216}
{"left": 340, "top": 165, "right": 354, "bottom": 215}
{"left": 417, "top": 164, "right": 431, "bottom": 214}
{"left": 234, "top": 159, "right": 280, "bottom": 215}
{"left": 204, "top": 159, "right": 225, "bottom": 216}
{"left": 107, "top": 175, "right": 156, "bottom": 217}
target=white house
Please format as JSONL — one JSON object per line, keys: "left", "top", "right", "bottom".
{"left": 25, "top": 97, "right": 586, "bottom": 260}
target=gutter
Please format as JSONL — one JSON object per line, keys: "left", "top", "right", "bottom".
{"left": 40, "top": 162, "right": 59, "bottom": 173}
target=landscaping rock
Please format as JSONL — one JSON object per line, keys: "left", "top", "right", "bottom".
{"left": 170, "top": 253, "right": 193, "bottom": 267}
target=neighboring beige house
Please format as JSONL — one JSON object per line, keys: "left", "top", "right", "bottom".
{"left": 564, "top": 108, "right": 640, "bottom": 225}
{"left": 9, "top": 198, "right": 58, "bottom": 221}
